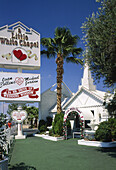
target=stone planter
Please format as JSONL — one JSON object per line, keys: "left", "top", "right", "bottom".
{"left": 34, "top": 134, "right": 64, "bottom": 141}
{"left": 78, "top": 139, "right": 116, "bottom": 148}
{"left": 0, "top": 158, "right": 8, "bottom": 170}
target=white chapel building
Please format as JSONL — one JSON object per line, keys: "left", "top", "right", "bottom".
{"left": 39, "top": 63, "right": 109, "bottom": 130}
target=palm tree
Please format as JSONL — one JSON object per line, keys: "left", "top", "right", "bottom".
{"left": 41, "top": 27, "right": 83, "bottom": 114}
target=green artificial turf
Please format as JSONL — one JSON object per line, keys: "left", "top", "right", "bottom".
{"left": 9, "top": 137, "right": 116, "bottom": 170}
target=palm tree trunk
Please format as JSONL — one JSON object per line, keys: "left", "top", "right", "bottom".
{"left": 56, "top": 53, "right": 64, "bottom": 114}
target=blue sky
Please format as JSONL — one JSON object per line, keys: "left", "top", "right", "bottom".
{"left": 0, "top": 0, "right": 108, "bottom": 113}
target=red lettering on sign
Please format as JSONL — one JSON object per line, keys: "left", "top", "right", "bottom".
{"left": 1, "top": 87, "right": 39, "bottom": 99}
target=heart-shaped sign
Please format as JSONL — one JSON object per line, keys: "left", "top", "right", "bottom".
{"left": 15, "top": 77, "right": 24, "bottom": 86}
{"left": 11, "top": 110, "right": 27, "bottom": 123}
{"left": 13, "top": 49, "right": 27, "bottom": 61}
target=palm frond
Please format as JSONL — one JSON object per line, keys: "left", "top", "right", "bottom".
{"left": 41, "top": 38, "right": 54, "bottom": 48}
{"left": 71, "top": 48, "right": 83, "bottom": 56}
{"left": 41, "top": 50, "right": 56, "bottom": 58}
{"left": 66, "top": 57, "right": 83, "bottom": 65}
{"left": 55, "top": 27, "right": 67, "bottom": 39}
{"left": 41, "top": 37, "right": 58, "bottom": 57}
{"left": 41, "top": 27, "right": 83, "bottom": 62}
{"left": 63, "top": 47, "right": 82, "bottom": 58}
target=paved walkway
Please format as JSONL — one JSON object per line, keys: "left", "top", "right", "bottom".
{"left": 9, "top": 137, "right": 116, "bottom": 170}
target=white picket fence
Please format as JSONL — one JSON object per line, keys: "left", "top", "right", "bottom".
{"left": 0, "top": 124, "right": 17, "bottom": 155}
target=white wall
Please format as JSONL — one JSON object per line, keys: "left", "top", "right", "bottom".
{"left": 64, "top": 89, "right": 108, "bottom": 124}
{"left": 39, "top": 89, "right": 56, "bottom": 120}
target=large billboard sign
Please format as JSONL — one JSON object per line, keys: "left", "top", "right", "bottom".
{"left": 0, "top": 72, "right": 40, "bottom": 102}
{"left": 0, "top": 21, "right": 40, "bottom": 70}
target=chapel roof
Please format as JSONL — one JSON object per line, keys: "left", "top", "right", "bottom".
{"left": 62, "top": 62, "right": 107, "bottom": 109}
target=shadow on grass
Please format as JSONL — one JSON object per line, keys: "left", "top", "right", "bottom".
{"left": 96, "top": 147, "right": 116, "bottom": 158}
{"left": 9, "top": 162, "right": 37, "bottom": 170}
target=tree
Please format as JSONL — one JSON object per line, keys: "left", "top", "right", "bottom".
{"left": 41, "top": 27, "right": 83, "bottom": 114}
{"left": 7, "top": 104, "right": 39, "bottom": 127}
{"left": 105, "top": 92, "right": 116, "bottom": 118}
{"left": 52, "top": 113, "right": 64, "bottom": 136}
{"left": 26, "top": 106, "right": 39, "bottom": 128}
{"left": 7, "top": 103, "right": 27, "bottom": 115}
{"left": 82, "top": 0, "right": 116, "bottom": 88}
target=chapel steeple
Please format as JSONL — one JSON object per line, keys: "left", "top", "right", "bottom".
{"left": 79, "top": 61, "right": 96, "bottom": 91}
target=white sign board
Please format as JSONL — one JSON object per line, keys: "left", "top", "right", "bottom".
{"left": 0, "top": 72, "right": 40, "bottom": 102}
{"left": 11, "top": 110, "right": 27, "bottom": 123}
{"left": 0, "top": 21, "right": 40, "bottom": 70}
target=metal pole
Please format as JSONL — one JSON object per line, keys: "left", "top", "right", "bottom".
{"left": 17, "top": 104, "right": 23, "bottom": 136}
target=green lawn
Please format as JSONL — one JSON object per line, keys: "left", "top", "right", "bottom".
{"left": 9, "top": 137, "right": 116, "bottom": 170}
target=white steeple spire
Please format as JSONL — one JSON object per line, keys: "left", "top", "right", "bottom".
{"left": 79, "top": 61, "right": 96, "bottom": 91}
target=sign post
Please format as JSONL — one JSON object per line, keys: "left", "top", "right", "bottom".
{"left": 11, "top": 104, "right": 27, "bottom": 139}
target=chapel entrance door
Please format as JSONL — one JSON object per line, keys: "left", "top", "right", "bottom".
{"left": 75, "top": 115, "right": 80, "bottom": 131}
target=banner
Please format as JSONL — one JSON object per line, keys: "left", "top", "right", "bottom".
{"left": 0, "top": 72, "right": 40, "bottom": 102}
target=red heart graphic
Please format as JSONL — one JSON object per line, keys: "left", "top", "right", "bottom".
{"left": 15, "top": 77, "right": 24, "bottom": 86}
{"left": 13, "top": 50, "right": 27, "bottom": 61}
{"left": 13, "top": 50, "right": 22, "bottom": 59}
{"left": 20, "top": 54, "right": 27, "bottom": 61}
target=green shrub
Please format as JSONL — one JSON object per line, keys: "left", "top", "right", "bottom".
{"left": 39, "top": 125, "right": 47, "bottom": 133}
{"left": 108, "top": 118, "right": 116, "bottom": 140}
{"left": 66, "top": 119, "right": 71, "bottom": 135}
{"left": 49, "top": 129, "right": 53, "bottom": 136}
{"left": 46, "top": 116, "right": 52, "bottom": 126}
{"left": 95, "top": 121, "right": 112, "bottom": 142}
{"left": 52, "top": 113, "right": 64, "bottom": 136}
{"left": 95, "top": 119, "right": 116, "bottom": 142}
{"left": 112, "top": 129, "right": 116, "bottom": 141}
{"left": 38, "top": 117, "right": 53, "bottom": 133}
{"left": 66, "top": 119, "right": 71, "bottom": 128}
{"left": 38, "top": 120, "right": 47, "bottom": 133}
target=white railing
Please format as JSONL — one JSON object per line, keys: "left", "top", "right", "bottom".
{"left": 0, "top": 125, "right": 17, "bottom": 155}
